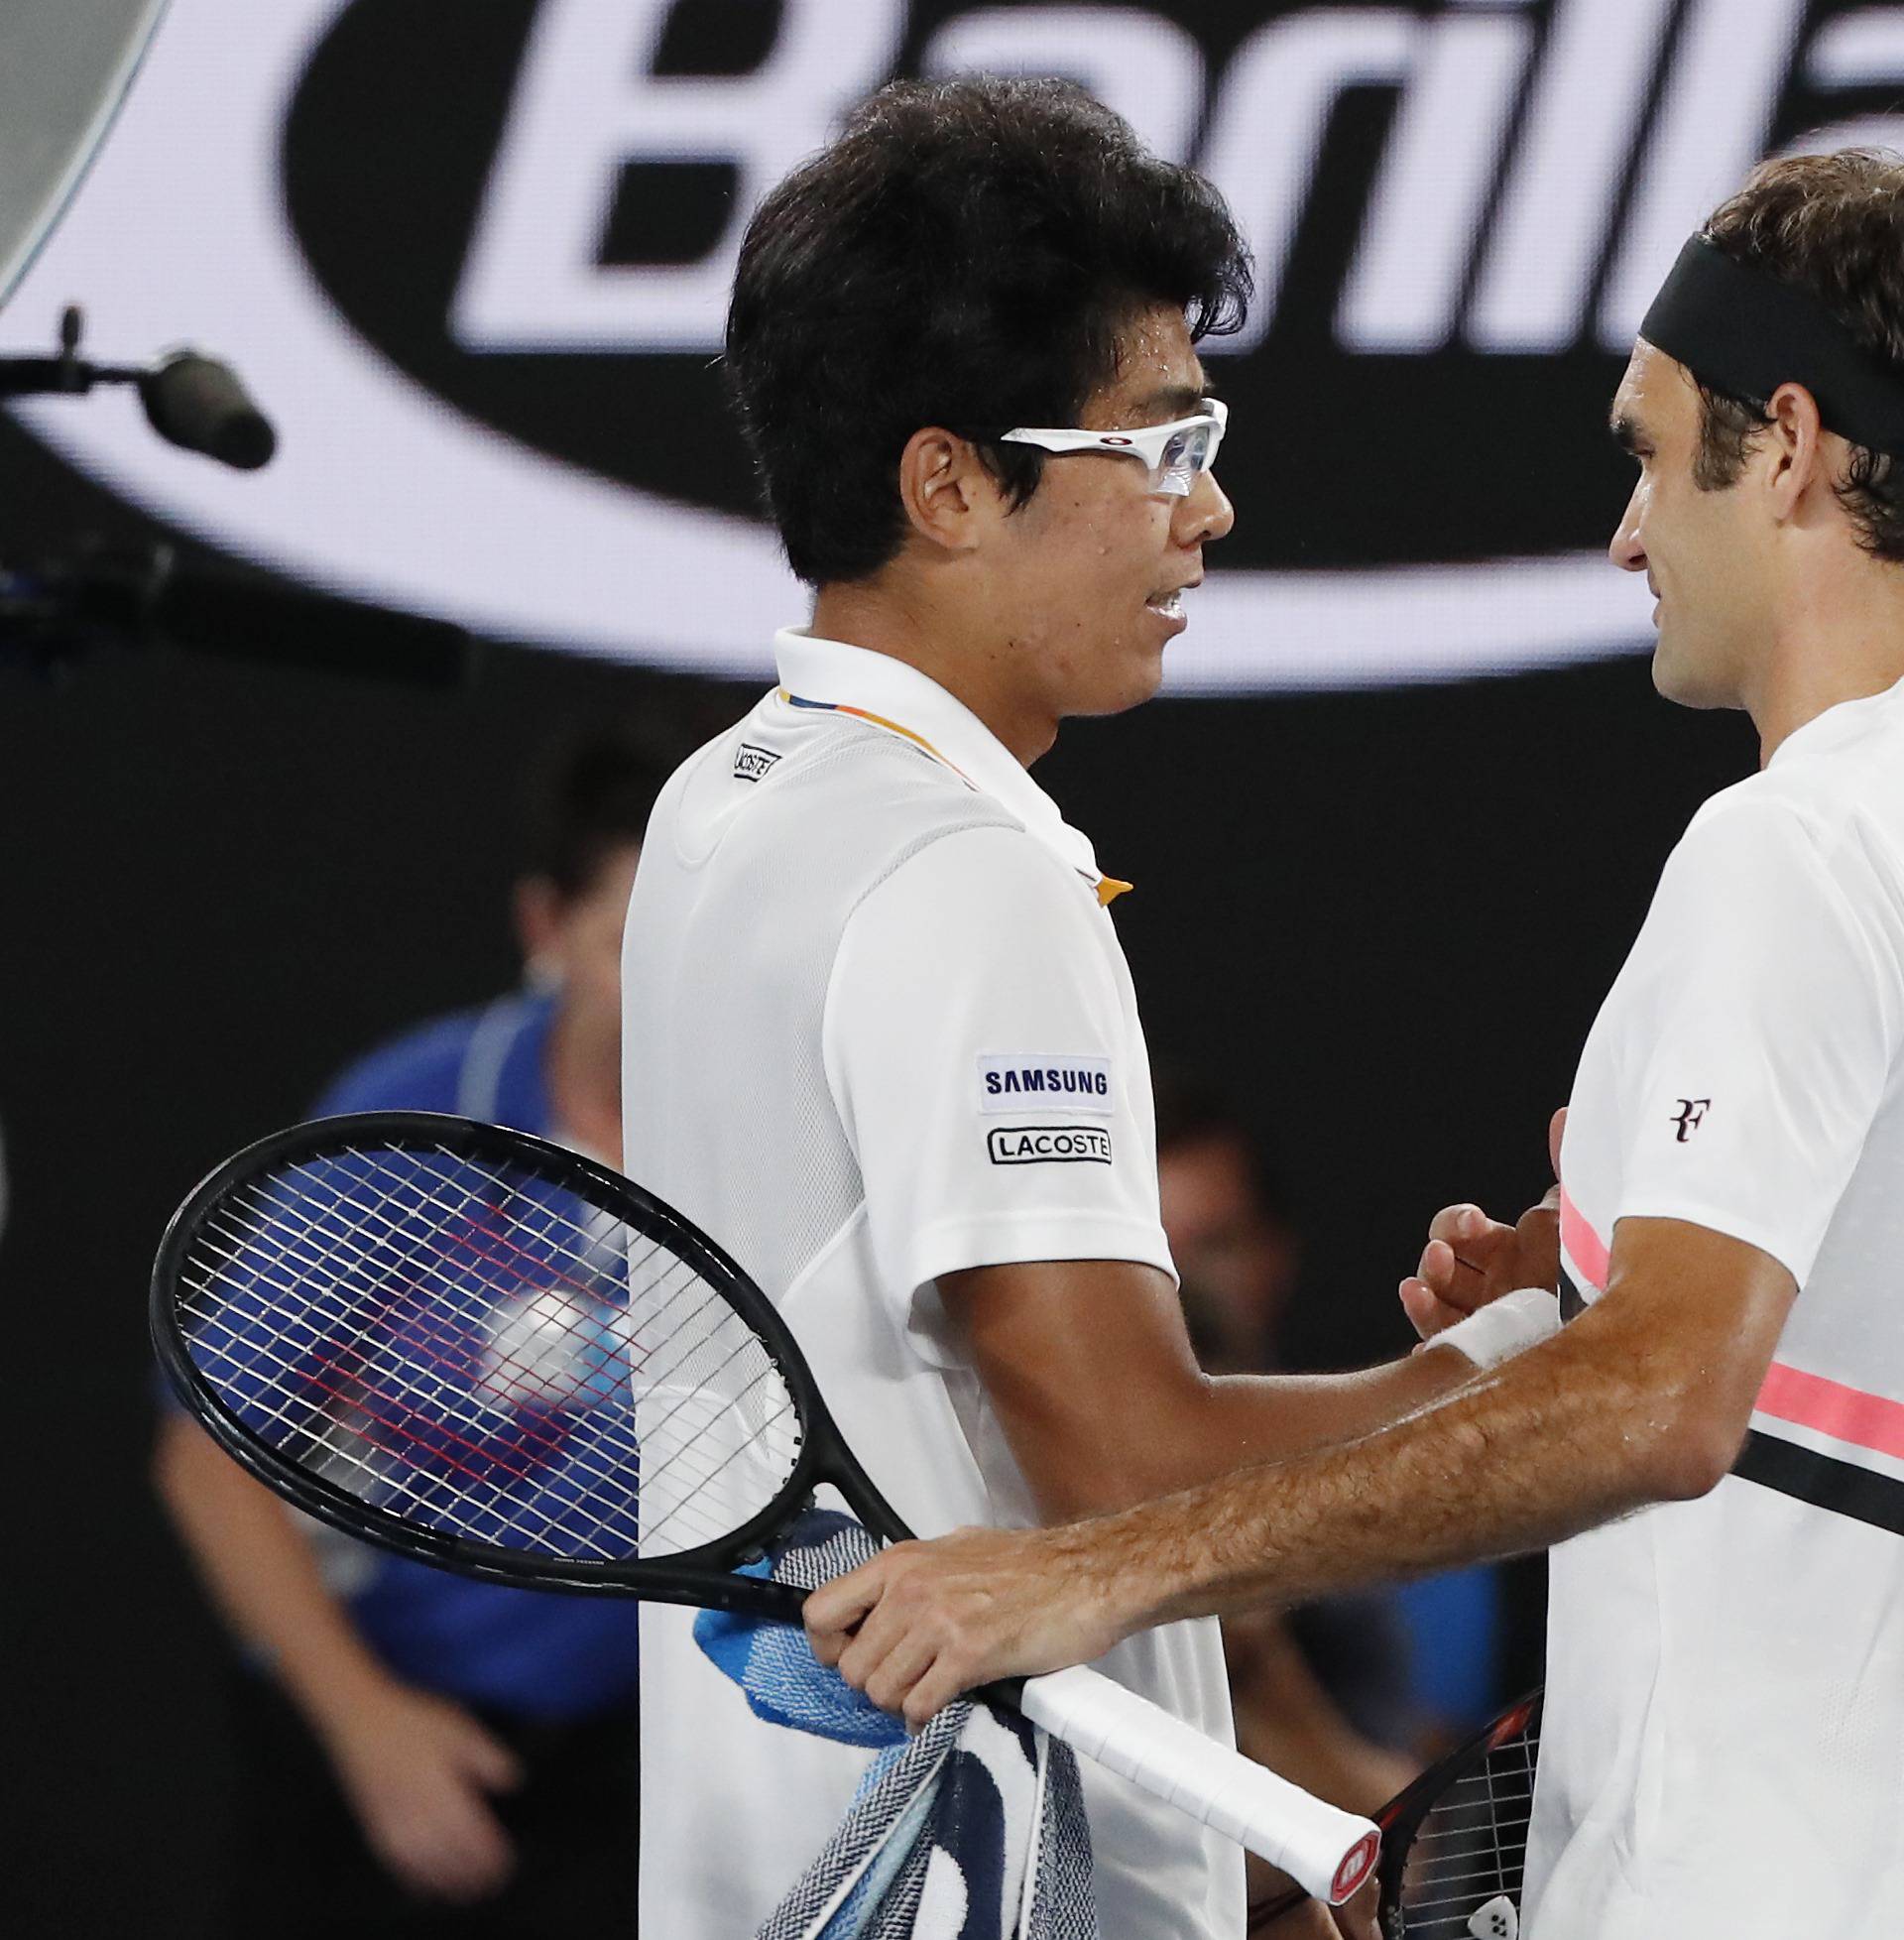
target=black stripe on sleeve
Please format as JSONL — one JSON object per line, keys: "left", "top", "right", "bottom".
{"left": 1732, "top": 1429, "right": 1904, "bottom": 1538}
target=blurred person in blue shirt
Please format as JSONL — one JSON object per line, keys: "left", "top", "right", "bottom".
{"left": 154, "top": 730, "right": 660, "bottom": 1936}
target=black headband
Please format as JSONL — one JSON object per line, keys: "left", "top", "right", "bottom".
{"left": 1639, "top": 235, "right": 1904, "bottom": 455}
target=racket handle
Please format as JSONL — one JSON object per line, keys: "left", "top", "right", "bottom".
{"left": 1016, "top": 1665, "right": 1380, "bottom": 1905}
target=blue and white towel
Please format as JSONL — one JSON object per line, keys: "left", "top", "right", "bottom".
{"left": 694, "top": 1512, "right": 1099, "bottom": 1939}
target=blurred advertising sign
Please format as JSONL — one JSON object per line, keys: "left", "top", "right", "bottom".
{"left": 4, "top": 0, "right": 1891, "bottom": 690}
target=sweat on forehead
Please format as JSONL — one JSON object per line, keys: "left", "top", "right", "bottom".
{"left": 1097, "top": 309, "right": 1206, "bottom": 416}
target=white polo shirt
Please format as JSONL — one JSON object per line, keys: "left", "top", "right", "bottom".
{"left": 621, "top": 630, "right": 1242, "bottom": 1939}
{"left": 1527, "top": 675, "right": 1904, "bottom": 1936}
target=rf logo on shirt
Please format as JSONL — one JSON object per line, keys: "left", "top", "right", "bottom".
{"left": 1670, "top": 1097, "right": 1712, "bottom": 1143}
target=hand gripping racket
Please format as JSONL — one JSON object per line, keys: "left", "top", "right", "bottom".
{"left": 1249, "top": 1689, "right": 1542, "bottom": 1937}
{"left": 151, "top": 1111, "right": 1379, "bottom": 1904}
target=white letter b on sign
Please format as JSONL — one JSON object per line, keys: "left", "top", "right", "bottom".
{"left": 452, "top": 0, "right": 903, "bottom": 353}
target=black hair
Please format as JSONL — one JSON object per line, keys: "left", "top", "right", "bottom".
{"left": 521, "top": 727, "right": 665, "bottom": 899}
{"left": 724, "top": 75, "right": 1252, "bottom": 585}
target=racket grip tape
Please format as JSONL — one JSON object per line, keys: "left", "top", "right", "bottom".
{"left": 1016, "top": 1665, "right": 1380, "bottom": 1904}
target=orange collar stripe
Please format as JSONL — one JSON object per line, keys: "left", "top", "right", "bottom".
{"left": 780, "top": 689, "right": 1132, "bottom": 906}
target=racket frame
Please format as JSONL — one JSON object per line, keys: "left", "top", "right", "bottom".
{"left": 1246, "top": 1687, "right": 1543, "bottom": 1936}
{"left": 150, "top": 1110, "right": 909, "bottom": 1621}
{"left": 153, "top": 1109, "right": 1385, "bottom": 1904}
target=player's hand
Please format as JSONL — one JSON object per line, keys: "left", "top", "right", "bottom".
{"left": 1329, "top": 1872, "right": 1382, "bottom": 1940}
{"left": 804, "top": 1522, "right": 1130, "bottom": 1729}
{"left": 320, "top": 1681, "right": 523, "bottom": 1901}
{"left": 1398, "top": 1108, "right": 1565, "bottom": 1342}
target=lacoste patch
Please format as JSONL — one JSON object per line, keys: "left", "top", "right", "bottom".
{"left": 733, "top": 742, "right": 780, "bottom": 783}
{"left": 987, "top": 1125, "right": 1113, "bottom": 1166}
{"left": 977, "top": 1054, "right": 1113, "bottom": 1114}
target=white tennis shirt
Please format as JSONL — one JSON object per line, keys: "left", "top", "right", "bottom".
{"left": 621, "top": 630, "right": 1242, "bottom": 1939}
{"left": 1528, "top": 675, "right": 1904, "bottom": 1936}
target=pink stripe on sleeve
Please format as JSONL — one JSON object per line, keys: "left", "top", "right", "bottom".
{"left": 1558, "top": 1187, "right": 1610, "bottom": 1290}
{"left": 1755, "top": 1362, "right": 1904, "bottom": 1462}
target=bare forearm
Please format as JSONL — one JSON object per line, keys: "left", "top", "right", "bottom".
{"left": 810, "top": 1221, "right": 1797, "bottom": 1725}
{"left": 1199, "top": 1350, "right": 1477, "bottom": 1474}
{"left": 153, "top": 1420, "right": 392, "bottom": 1732}
{"left": 1106, "top": 1299, "right": 1718, "bottom": 1634}
{"left": 984, "top": 1334, "right": 1474, "bottom": 1521}
{"left": 1075, "top": 1349, "right": 1477, "bottom": 1515}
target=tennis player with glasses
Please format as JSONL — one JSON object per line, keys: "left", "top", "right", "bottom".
{"left": 615, "top": 76, "right": 1503, "bottom": 1939}
{"left": 812, "top": 151, "right": 1904, "bottom": 1938}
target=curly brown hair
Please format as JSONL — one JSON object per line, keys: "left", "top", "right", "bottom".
{"left": 1691, "top": 150, "right": 1904, "bottom": 561}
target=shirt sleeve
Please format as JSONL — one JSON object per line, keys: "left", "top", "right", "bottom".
{"left": 308, "top": 1017, "right": 471, "bottom": 1116}
{"left": 824, "top": 825, "right": 1174, "bottom": 1361}
{"left": 1609, "top": 791, "right": 1904, "bottom": 1284}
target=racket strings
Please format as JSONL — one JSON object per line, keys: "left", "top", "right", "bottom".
{"left": 1395, "top": 1716, "right": 1539, "bottom": 1935}
{"left": 198, "top": 1196, "right": 607, "bottom": 1436}
{"left": 175, "top": 1139, "right": 804, "bottom": 1563}
{"left": 191, "top": 1157, "right": 774, "bottom": 1553}
{"left": 183, "top": 1205, "right": 656, "bottom": 1555}
{"left": 236, "top": 1155, "right": 762, "bottom": 1531}
{"left": 186, "top": 1217, "right": 650, "bottom": 1514}
{"left": 178, "top": 1286, "right": 539, "bottom": 1538}
{"left": 206, "top": 1164, "right": 633, "bottom": 1429}
{"left": 200, "top": 1173, "right": 646, "bottom": 1460}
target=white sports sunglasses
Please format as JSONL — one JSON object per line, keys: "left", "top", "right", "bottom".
{"left": 998, "top": 398, "right": 1228, "bottom": 498}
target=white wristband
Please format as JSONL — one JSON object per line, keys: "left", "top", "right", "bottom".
{"left": 1427, "top": 1285, "right": 1563, "bottom": 1370}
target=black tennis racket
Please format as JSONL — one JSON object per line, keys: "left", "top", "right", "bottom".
{"left": 1249, "top": 1690, "right": 1542, "bottom": 1937}
{"left": 151, "top": 1110, "right": 1380, "bottom": 1904}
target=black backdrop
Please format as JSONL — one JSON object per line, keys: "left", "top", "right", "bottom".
{"left": 1, "top": 410, "right": 1759, "bottom": 1934}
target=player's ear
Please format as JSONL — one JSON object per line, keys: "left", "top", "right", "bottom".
{"left": 895, "top": 427, "right": 996, "bottom": 555}
{"left": 1762, "top": 381, "right": 1828, "bottom": 521}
